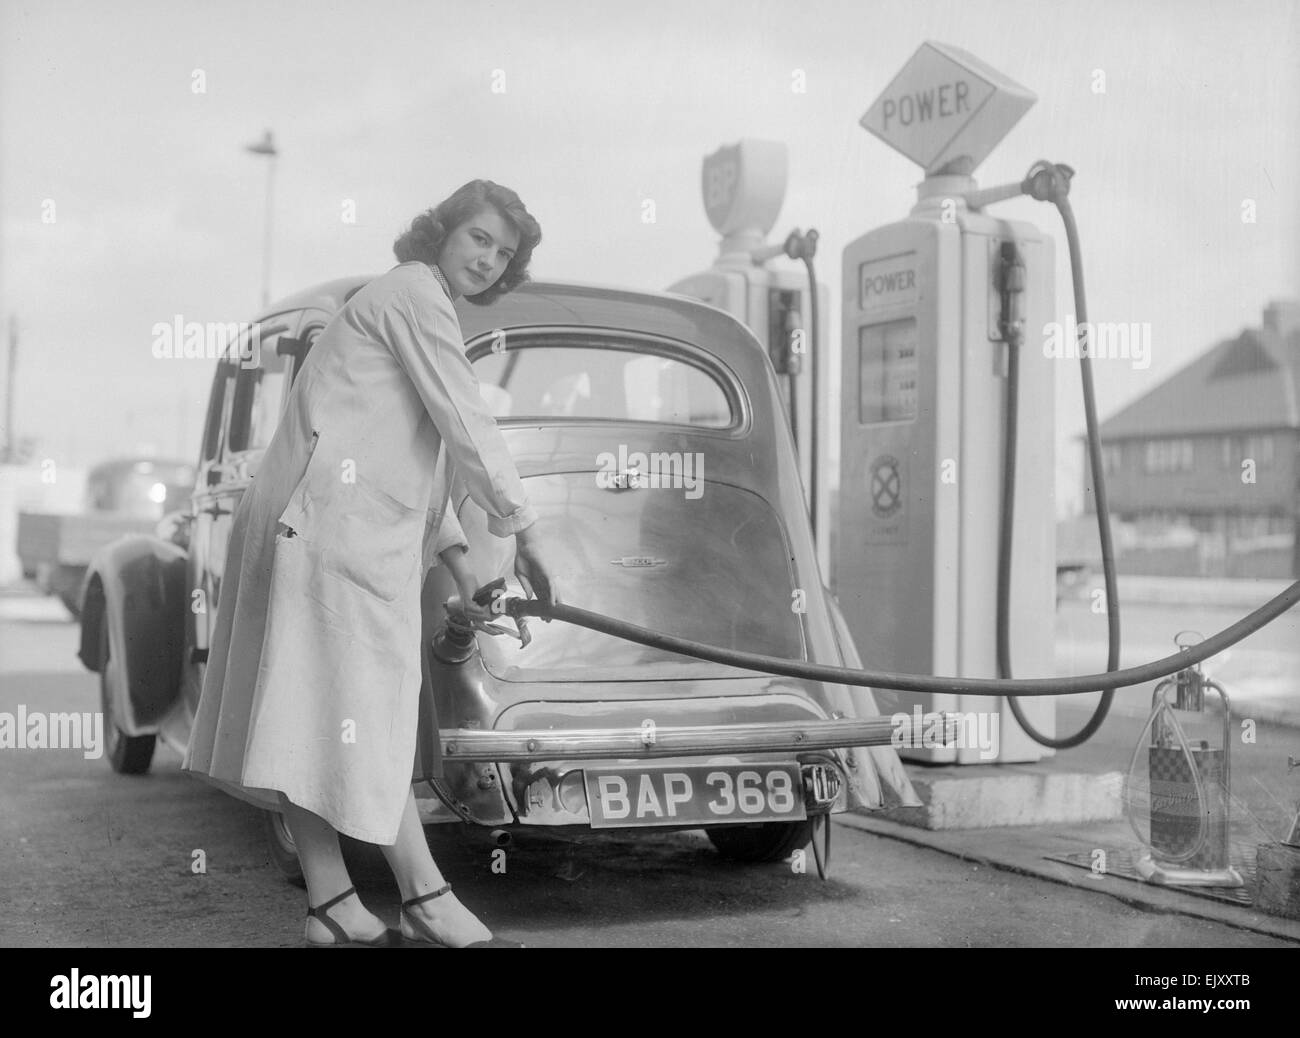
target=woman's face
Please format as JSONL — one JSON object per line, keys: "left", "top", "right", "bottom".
{"left": 437, "top": 207, "right": 521, "bottom": 298}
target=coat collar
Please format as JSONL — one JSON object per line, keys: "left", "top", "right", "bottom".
{"left": 426, "top": 263, "right": 455, "bottom": 302}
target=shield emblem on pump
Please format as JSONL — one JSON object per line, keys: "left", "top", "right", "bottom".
{"left": 869, "top": 455, "right": 903, "bottom": 518}
{"left": 702, "top": 144, "right": 741, "bottom": 232}
{"left": 700, "top": 140, "right": 787, "bottom": 237}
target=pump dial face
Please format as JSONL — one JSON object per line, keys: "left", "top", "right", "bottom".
{"left": 859, "top": 318, "right": 918, "bottom": 424}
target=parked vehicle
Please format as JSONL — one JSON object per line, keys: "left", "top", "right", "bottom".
{"left": 17, "top": 457, "right": 193, "bottom": 617}
{"left": 77, "top": 275, "right": 910, "bottom": 884}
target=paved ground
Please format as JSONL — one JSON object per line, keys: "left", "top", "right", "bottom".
{"left": 2, "top": 724, "right": 1293, "bottom": 948}
{"left": 1, "top": 579, "right": 1298, "bottom": 947}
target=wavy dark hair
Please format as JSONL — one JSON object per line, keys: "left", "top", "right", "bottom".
{"left": 393, "top": 180, "right": 541, "bottom": 306}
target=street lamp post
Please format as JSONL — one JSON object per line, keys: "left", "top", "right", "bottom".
{"left": 245, "top": 130, "right": 278, "bottom": 309}
{"left": 3, "top": 315, "right": 17, "bottom": 463}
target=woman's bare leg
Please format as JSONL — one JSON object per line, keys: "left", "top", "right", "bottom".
{"left": 380, "top": 788, "right": 493, "bottom": 946}
{"left": 279, "top": 794, "right": 388, "bottom": 943}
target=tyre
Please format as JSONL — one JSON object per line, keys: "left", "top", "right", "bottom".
{"left": 706, "top": 819, "right": 814, "bottom": 863}
{"left": 263, "top": 810, "right": 307, "bottom": 888}
{"left": 98, "top": 620, "right": 156, "bottom": 774}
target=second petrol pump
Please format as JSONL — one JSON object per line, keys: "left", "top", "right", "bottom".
{"left": 672, "top": 42, "right": 1067, "bottom": 764}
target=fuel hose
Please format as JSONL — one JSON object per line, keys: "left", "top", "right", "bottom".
{"left": 506, "top": 577, "right": 1298, "bottom": 697}
{"left": 999, "top": 163, "right": 1123, "bottom": 745}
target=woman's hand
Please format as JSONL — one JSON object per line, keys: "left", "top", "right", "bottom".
{"left": 456, "top": 592, "right": 496, "bottom": 626}
{"left": 514, "top": 525, "right": 561, "bottom": 610}
{"left": 439, "top": 546, "right": 495, "bottom": 624}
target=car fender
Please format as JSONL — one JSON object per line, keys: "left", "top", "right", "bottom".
{"left": 78, "top": 535, "right": 188, "bottom": 736}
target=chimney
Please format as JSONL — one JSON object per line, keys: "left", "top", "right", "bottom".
{"left": 1263, "top": 299, "right": 1300, "bottom": 337}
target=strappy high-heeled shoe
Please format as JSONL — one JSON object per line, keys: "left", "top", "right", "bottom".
{"left": 306, "top": 885, "right": 402, "bottom": 948}
{"left": 400, "top": 883, "right": 525, "bottom": 948}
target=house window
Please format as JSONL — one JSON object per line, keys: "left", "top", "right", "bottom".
{"left": 1143, "top": 438, "right": 1194, "bottom": 474}
{"left": 1222, "top": 434, "right": 1275, "bottom": 468}
{"left": 1101, "top": 443, "right": 1123, "bottom": 475}
{"left": 1247, "top": 435, "right": 1273, "bottom": 468}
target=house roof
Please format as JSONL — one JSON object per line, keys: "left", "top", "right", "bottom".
{"left": 1099, "top": 321, "right": 1300, "bottom": 439}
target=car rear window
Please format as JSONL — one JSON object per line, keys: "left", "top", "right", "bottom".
{"left": 459, "top": 473, "right": 807, "bottom": 682}
{"left": 470, "top": 338, "right": 735, "bottom": 428}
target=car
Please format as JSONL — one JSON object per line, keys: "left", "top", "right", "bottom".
{"left": 17, "top": 456, "right": 194, "bottom": 617}
{"left": 77, "top": 274, "right": 915, "bottom": 884}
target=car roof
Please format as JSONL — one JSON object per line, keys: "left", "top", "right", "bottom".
{"left": 262, "top": 275, "right": 768, "bottom": 368}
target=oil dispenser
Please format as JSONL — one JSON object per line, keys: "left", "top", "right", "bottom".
{"left": 1124, "top": 632, "right": 1243, "bottom": 887}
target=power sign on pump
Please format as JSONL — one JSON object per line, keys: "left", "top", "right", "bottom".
{"left": 877, "top": 80, "right": 972, "bottom": 131}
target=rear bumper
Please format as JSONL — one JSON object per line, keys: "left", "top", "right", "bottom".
{"left": 439, "top": 713, "right": 959, "bottom": 763}
{"left": 422, "top": 707, "right": 948, "bottom": 827}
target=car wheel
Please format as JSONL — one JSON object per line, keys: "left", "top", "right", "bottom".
{"left": 263, "top": 810, "right": 307, "bottom": 888}
{"left": 98, "top": 620, "right": 156, "bottom": 775}
{"left": 706, "top": 820, "right": 814, "bottom": 863}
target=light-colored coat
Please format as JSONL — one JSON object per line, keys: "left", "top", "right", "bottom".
{"left": 182, "top": 261, "right": 535, "bottom": 844}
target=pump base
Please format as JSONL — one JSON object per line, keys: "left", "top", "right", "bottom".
{"left": 1136, "top": 853, "right": 1244, "bottom": 889}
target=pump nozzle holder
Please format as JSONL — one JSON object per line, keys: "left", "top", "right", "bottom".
{"left": 1022, "top": 160, "right": 1074, "bottom": 203}
{"left": 783, "top": 227, "right": 819, "bottom": 262}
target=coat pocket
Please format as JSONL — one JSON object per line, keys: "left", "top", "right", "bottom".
{"left": 320, "top": 479, "right": 422, "bottom": 604}
{"left": 276, "top": 429, "right": 323, "bottom": 535}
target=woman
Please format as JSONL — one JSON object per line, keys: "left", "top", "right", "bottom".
{"left": 182, "top": 180, "right": 558, "bottom": 948}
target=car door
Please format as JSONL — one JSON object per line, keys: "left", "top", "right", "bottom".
{"left": 181, "top": 313, "right": 301, "bottom": 718}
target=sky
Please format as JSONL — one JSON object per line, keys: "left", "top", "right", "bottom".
{"left": 2, "top": 0, "right": 1298, "bottom": 515}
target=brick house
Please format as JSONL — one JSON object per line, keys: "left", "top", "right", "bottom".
{"left": 1083, "top": 300, "right": 1300, "bottom": 578}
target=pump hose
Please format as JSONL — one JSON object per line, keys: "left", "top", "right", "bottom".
{"left": 999, "top": 164, "right": 1123, "bottom": 746}
{"left": 507, "top": 576, "right": 1298, "bottom": 696}
{"left": 802, "top": 250, "right": 819, "bottom": 536}
{"left": 779, "top": 225, "right": 820, "bottom": 534}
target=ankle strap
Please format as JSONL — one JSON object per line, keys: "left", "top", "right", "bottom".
{"left": 402, "top": 883, "right": 452, "bottom": 909}
{"left": 306, "top": 885, "right": 357, "bottom": 918}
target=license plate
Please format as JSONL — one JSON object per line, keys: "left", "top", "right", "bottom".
{"left": 584, "top": 763, "right": 807, "bottom": 828}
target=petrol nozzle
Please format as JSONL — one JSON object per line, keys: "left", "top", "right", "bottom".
{"left": 436, "top": 577, "right": 533, "bottom": 656}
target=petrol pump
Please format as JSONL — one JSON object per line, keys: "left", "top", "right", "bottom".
{"left": 834, "top": 42, "right": 1058, "bottom": 763}
{"left": 668, "top": 140, "right": 831, "bottom": 576}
